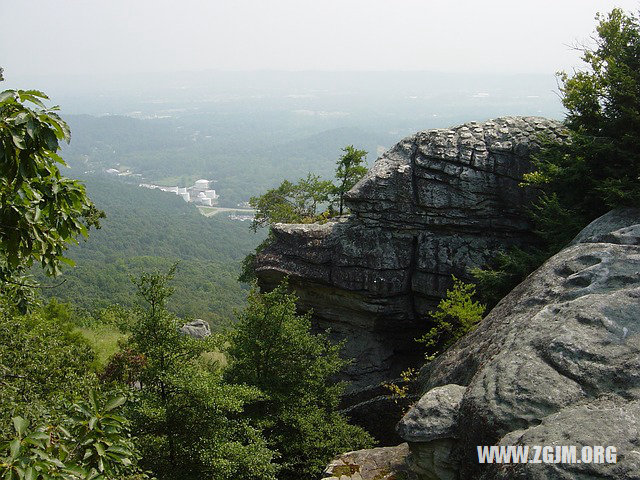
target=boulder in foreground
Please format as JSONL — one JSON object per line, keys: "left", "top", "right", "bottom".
{"left": 397, "top": 208, "right": 640, "bottom": 479}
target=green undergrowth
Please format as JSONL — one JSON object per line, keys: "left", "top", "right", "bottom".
{"left": 76, "top": 324, "right": 127, "bottom": 369}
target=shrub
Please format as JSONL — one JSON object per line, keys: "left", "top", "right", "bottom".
{"left": 0, "top": 301, "right": 97, "bottom": 438}
{"left": 225, "top": 280, "right": 373, "bottom": 480}
{"left": 417, "top": 276, "right": 485, "bottom": 361}
{"left": 0, "top": 391, "right": 145, "bottom": 480}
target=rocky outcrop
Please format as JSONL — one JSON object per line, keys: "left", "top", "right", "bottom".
{"left": 398, "top": 208, "right": 640, "bottom": 479}
{"left": 256, "top": 117, "right": 565, "bottom": 390}
{"left": 322, "top": 444, "right": 417, "bottom": 480}
{"left": 180, "top": 319, "right": 211, "bottom": 339}
{"left": 396, "top": 385, "right": 465, "bottom": 480}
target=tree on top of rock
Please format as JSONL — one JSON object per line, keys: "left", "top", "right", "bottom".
{"left": 475, "top": 8, "right": 640, "bottom": 306}
{"left": 333, "top": 145, "right": 368, "bottom": 215}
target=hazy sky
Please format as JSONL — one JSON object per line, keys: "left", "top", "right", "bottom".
{"left": 2, "top": 0, "right": 639, "bottom": 77}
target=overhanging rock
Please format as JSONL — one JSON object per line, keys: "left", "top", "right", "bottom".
{"left": 256, "top": 116, "right": 566, "bottom": 390}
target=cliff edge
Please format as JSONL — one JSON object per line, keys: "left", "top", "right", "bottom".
{"left": 255, "top": 116, "right": 566, "bottom": 390}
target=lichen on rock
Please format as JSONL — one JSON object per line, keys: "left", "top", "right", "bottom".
{"left": 322, "top": 444, "right": 417, "bottom": 480}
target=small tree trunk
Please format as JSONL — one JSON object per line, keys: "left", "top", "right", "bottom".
{"left": 159, "top": 380, "right": 176, "bottom": 467}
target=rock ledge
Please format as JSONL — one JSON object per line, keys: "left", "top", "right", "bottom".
{"left": 256, "top": 116, "right": 566, "bottom": 390}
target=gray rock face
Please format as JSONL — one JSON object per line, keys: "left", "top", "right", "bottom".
{"left": 397, "top": 384, "right": 466, "bottom": 443}
{"left": 180, "top": 319, "right": 211, "bottom": 339}
{"left": 322, "top": 443, "right": 418, "bottom": 480}
{"left": 397, "top": 385, "right": 466, "bottom": 480}
{"left": 399, "top": 208, "right": 640, "bottom": 479}
{"left": 256, "top": 117, "right": 565, "bottom": 390}
{"left": 570, "top": 207, "right": 640, "bottom": 246}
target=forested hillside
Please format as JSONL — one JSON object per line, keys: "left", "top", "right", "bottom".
{"left": 62, "top": 114, "right": 393, "bottom": 207}
{"left": 35, "top": 175, "right": 266, "bottom": 327}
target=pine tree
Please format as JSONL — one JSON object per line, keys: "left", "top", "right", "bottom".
{"left": 225, "top": 280, "right": 373, "bottom": 480}
{"left": 118, "top": 266, "right": 277, "bottom": 480}
{"left": 333, "top": 145, "right": 368, "bottom": 215}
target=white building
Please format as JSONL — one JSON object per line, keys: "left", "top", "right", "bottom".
{"left": 204, "top": 189, "right": 219, "bottom": 200}
{"left": 185, "top": 179, "right": 218, "bottom": 206}
{"left": 193, "top": 179, "right": 210, "bottom": 192}
{"left": 195, "top": 191, "right": 212, "bottom": 206}
{"left": 138, "top": 178, "right": 218, "bottom": 206}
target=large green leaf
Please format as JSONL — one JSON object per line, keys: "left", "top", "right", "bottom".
{"left": 9, "top": 439, "right": 21, "bottom": 460}
{"left": 103, "top": 397, "right": 125, "bottom": 413}
{"left": 12, "top": 417, "right": 28, "bottom": 436}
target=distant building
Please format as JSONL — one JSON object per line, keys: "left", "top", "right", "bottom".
{"left": 106, "top": 168, "right": 119, "bottom": 174}
{"left": 194, "top": 179, "right": 209, "bottom": 190}
{"left": 195, "top": 191, "right": 212, "bottom": 206}
{"left": 186, "top": 179, "right": 218, "bottom": 206}
{"left": 204, "top": 189, "right": 219, "bottom": 200}
{"left": 137, "top": 178, "right": 218, "bottom": 206}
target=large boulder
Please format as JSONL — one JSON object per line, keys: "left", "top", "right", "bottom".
{"left": 397, "top": 385, "right": 465, "bottom": 480}
{"left": 256, "top": 117, "right": 566, "bottom": 391}
{"left": 322, "top": 444, "right": 418, "bottom": 480}
{"left": 180, "top": 319, "right": 211, "bottom": 339}
{"left": 397, "top": 208, "right": 640, "bottom": 479}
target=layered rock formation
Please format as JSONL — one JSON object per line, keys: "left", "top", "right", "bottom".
{"left": 256, "top": 116, "right": 565, "bottom": 390}
{"left": 397, "top": 208, "right": 640, "bottom": 479}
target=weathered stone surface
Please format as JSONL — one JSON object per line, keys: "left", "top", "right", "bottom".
{"left": 492, "top": 398, "right": 640, "bottom": 479}
{"left": 397, "top": 384, "right": 465, "bottom": 443}
{"left": 399, "top": 208, "right": 640, "bottom": 479}
{"left": 256, "top": 117, "right": 565, "bottom": 390}
{"left": 405, "top": 440, "right": 459, "bottom": 480}
{"left": 322, "top": 444, "right": 417, "bottom": 480}
{"left": 570, "top": 207, "right": 640, "bottom": 246}
{"left": 180, "top": 319, "right": 211, "bottom": 339}
{"left": 396, "top": 385, "right": 465, "bottom": 480}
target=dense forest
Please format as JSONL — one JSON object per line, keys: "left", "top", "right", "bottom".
{"left": 34, "top": 175, "right": 266, "bottom": 327}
